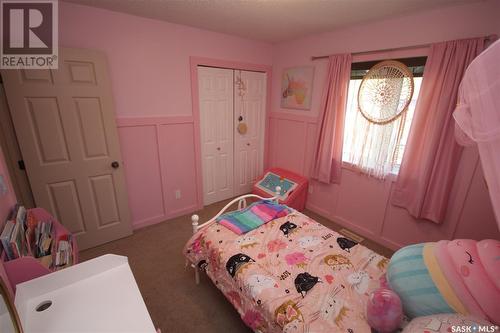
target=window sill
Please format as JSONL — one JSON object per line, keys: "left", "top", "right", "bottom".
{"left": 341, "top": 161, "right": 398, "bottom": 182}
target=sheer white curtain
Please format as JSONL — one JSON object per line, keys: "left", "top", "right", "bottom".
{"left": 342, "top": 78, "right": 422, "bottom": 178}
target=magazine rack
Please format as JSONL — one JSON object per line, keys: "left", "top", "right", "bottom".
{"left": 0, "top": 208, "right": 78, "bottom": 293}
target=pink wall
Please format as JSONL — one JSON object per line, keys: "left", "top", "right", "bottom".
{"left": 58, "top": 2, "right": 273, "bottom": 228}
{"left": 59, "top": 2, "right": 273, "bottom": 118}
{"left": 268, "top": 0, "right": 500, "bottom": 249}
{"left": 116, "top": 117, "right": 199, "bottom": 229}
{"left": 0, "top": 146, "right": 15, "bottom": 224}
{"left": 272, "top": 0, "right": 500, "bottom": 118}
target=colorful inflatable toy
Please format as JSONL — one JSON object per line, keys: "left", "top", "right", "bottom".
{"left": 366, "top": 287, "right": 403, "bottom": 333}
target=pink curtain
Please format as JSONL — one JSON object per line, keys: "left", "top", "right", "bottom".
{"left": 312, "top": 54, "right": 352, "bottom": 184}
{"left": 392, "top": 38, "right": 485, "bottom": 223}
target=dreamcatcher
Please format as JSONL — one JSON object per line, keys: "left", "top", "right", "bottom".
{"left": 357, "top": 60, "right": 414, "bottom": 125}
{"left": 344, "top": 60, "right": 416, "bottom": 179}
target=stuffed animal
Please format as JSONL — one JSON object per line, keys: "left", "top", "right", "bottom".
{"left": 386, "top": 239, "right": 500, "bottom": 325}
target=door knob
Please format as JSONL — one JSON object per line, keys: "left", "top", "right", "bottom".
{"left": 111, "top": 161, "right": 120, "bottom": 169}
{"left": 216, "top": 147, "right": 221, "bottom": 151}
{"left": 246, "top": 143, "right": 250, "bottom": 146}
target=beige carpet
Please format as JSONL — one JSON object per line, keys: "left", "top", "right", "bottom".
{"left": 80, "top": 200, "right": 393, "bottom": 332}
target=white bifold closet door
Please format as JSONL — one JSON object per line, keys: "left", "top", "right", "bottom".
{"left": 198, "top": 66, "right": 266, "bottom": 205}
{"left": 198, "top": 67, "right": 235, "bottom": 205}
{"left": 233, "top": 70, "right": 266, "bottom": 196}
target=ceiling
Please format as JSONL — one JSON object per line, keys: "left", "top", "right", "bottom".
{"left": 62, "top": 0, "right": 483, "bottom": 43}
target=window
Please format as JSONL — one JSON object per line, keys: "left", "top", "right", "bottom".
{"left": 342, "top": 57, "right": 426, "bottom": 178}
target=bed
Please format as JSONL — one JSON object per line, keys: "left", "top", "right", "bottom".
{"left": 183, "top": 191, "right": 388, "bottom": 332}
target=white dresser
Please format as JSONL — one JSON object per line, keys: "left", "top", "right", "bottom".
{"left": 15, "top": 254, "right": 156, "bottom": 333}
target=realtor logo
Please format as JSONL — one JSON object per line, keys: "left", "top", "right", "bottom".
{"left": 1, "top": 0, "right": 58, "bottom": 69}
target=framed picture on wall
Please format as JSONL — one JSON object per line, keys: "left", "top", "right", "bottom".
{"left": 280, "top": 66, "right": 315, "bottom": 110}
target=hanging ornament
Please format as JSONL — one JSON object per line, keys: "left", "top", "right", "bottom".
{"left": 237, "top": 122, "right": 248, "bottom": 135}
{"left": 236, "top": 70, "right": 248, "bottom": 135}
{"left": 235, "top": 71, "right": 246, "bottom": 97}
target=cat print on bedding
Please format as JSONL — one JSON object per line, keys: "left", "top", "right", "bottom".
{"left": 319, "top": 287, "right": 351, "bottom": 328}
{"left": 324, "top": 254, "right": 353, "bottom": 270}
{"left": 207, "top": 248, "right": 223, "bottom": 274}
{"left": 246, "top": 274, "right": 278, "bottom": 299}
{"left": 361, "top": 251, "right": 390, "bottom": 271}
{"left": 282, "top": 319, "right": 303, "bottom": 333}
{"left": 226, "top": 253, "right": 255, "bottom": 278}
{"left": 294, "top": 272, "right": 321, "bottom": 297}
{"left": 236, "top": 235, "right": 259, "bottom": 249}
{"left": 297, "top": 235, "right": 321, "bottom": 249}
{"left": 275, "top": 300, "right": 304, "bottom": 328}
{"left": 197, "top": 259, "right": 208, "bottom": 272}
{"left": 347, "top": 271, "right": 370, "bottom": 294}
{"left": 280, "top": 221, "right": 298, "bottom": 237}
{"left": 336, "top": 237, "right": 358, "bottom": 253}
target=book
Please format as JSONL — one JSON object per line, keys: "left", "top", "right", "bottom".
{"left": 0, "top": 204, "right": 24, "bottom": 260}
{"left": 26, "top": 210, "right": 37, "bottom": 232}
{"left": 25, "top": 210, "right": 39, "bottom": 257}
{"left": 16, "top": 206, "right": 26, "bottom": 227}
{"left": 9, "top": 222, "right": 19, "bottom": 260}
{"left": 25, "top": 225, "right": 34, "bottom": 257}
{"left": 0, "top": 220, "right": 15, "bottom": 260}
{"left": 16, "top": 206, "right": 27, "bottom": 256}
{"left": 9, "top": 219, "right": 25, "bottom": 260}
{"left": 55, "top": 240, "right": 71, "bottom": 267}
{"left": 34, "top": 220, "right": 52, "bottom": 258}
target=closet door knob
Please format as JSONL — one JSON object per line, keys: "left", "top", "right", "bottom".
{"left": 111, "top": 161, "right": 120, "bottom": 169}
{"left": 216, "top": 147, "right": 221, "bottom": 151}
{"left": 246, "top": 143, "right": 250, "bottom": 146}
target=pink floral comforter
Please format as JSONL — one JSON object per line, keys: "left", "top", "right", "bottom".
{"left": 183, "top": 210, "right": 388, "bottom": 332}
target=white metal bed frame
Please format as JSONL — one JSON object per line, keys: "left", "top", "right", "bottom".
{"left": 188, "top": 186, "right": 282, "bottom": 284}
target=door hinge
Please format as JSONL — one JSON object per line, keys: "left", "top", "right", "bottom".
{"left": 18, "top": 160, "right": 26, "bottom": 170}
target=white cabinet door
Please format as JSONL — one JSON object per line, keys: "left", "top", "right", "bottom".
{"left": 234, "top": 71, "right": 266, "bottom": 196}
{"left": 198, "top": 67, "right": 234, "bottom": 205}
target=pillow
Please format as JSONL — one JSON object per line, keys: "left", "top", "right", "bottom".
{"left": 387, "top": 243, "right": 455, "bottom": 318}
{"left": 217, "top": 200, "right": 291, "bottom": 234}
{"left": 402, "top": 314, "right": 492, "bottom": 333}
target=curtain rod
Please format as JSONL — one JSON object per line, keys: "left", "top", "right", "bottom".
{"left": 311, "top": 34, "right": 498, "bottom": 61}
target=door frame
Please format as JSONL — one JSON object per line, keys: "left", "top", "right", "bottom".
{"left": 0, "top": 80, "right": 35, "bottom": 208}
{"left": 190, "top": 57, "right": 272, "bottom": 209}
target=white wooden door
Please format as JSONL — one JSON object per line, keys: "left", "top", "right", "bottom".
{"left": 1, "top": 48, "right": 133, "bottom": 250}
{"left": 198, "top": 66, "right": 234, "bottom": 205}
{"left": 234, "top": 71, "right": 266, "bottom": 196}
